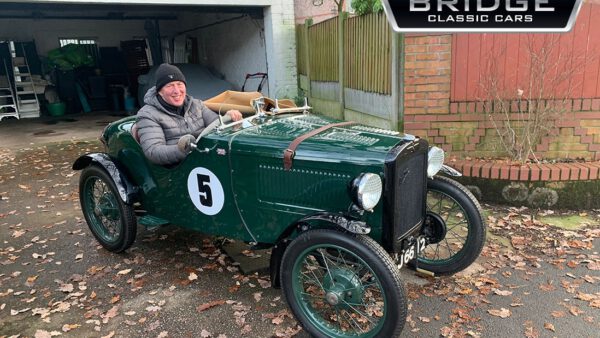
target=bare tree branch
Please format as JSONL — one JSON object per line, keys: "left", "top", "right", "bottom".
{"left": 478, "top": 34, "right": 588, "bottom": 163}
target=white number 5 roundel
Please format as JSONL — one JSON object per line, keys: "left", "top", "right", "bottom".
{"left": 187, "top": 167, "right": 225, "bottom": 215}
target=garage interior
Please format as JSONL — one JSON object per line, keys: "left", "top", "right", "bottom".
{"left": 0, "top": 2, "right": 268, "bottom": 121}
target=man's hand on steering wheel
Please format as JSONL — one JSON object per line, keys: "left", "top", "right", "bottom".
{"left": 226, "top": 109, "right": 243, "bottom": 122}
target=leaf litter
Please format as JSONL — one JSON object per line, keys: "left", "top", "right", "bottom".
{"left": 1, "top": 142, "right": 599, "bottom": 337}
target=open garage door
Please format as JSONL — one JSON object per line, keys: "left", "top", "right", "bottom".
{"left": 0, "top": 0, "right": 294, "bottom": 119}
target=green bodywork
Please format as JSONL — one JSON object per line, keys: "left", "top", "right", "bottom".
{"left": 101, "top": 113, "right": 417, "bottom": 245}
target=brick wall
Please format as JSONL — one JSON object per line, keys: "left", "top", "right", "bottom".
{"left": 404, "top": 34, "right": 459, "bottom": 153}
{"left": 443, "top": 101, "right": 600, "bottom": 160}
{"left": 402, "top": 34, "right": 600, "bottom": 161}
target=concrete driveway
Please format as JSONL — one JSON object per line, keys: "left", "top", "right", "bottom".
{"left": 0, "top": 116, "right": 599, "bottom": 337}
{"left": 0, "top": 113, "right": 123, "bottom": 149}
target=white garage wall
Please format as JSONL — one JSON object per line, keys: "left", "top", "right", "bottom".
{"left": 0, "top": 19, "right": 152, "bottom": 56}
{"left": 0, "top": 13, "right": 265, "bottom": 93}
{"left": 5, "top": 0, "right": 297, "bottom": 98}
{"left": 0, "top": 18, "right": 150, "bottom": 56}
{"left": 178, "top": 0, "right": 298, "bottom": 98}
{"left": 180, "top": 13, "right": 268, "bottom": 94}
{"left": 263, "top": 0, "right": 297, "bottom": 98}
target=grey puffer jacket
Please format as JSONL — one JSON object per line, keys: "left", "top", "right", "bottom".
{"left": 136, "top": 86, "right": 219, "bottom": 165}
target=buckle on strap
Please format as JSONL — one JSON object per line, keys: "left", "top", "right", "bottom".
{"left": 283, "top": 149, "right": 295, "bottom": 171}
{"left": 283, "top": 121, "right": 355, "bottom": 171}
{"left": 284, "top": 148, "right": 295, "bottom": 157}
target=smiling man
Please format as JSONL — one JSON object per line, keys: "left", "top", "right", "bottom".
{"left": 136, "top": 63, "right": 243, "bottom": 165}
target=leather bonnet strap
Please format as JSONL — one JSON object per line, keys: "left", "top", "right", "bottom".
{"left": 283, "top": 121, "right": 355, "bottom": 171}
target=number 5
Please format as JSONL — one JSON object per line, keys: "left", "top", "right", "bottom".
{"left": 197, "top": 174, "right": 213, "bottom": 207}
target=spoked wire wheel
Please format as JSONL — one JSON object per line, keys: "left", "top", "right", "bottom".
{"left": 79, "top": 165, "right": 136, "bottom": 252}
{"left": 281, "top": 230, "right": 406, "bottom": 338}
{"left": 416, "top": 176, "right": 486, "bottom": 275}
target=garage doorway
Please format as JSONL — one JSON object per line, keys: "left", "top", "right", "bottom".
{"left": 0, "top": 2, "right": 271, "bottom": 119}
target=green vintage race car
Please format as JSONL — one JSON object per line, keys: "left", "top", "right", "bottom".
{"left": 73, "top": 96, "right": 485, "bottom": 337}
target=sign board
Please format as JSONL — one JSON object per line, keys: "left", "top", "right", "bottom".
{"left": 381, "top": 0, "right": 584, "bottom": 32}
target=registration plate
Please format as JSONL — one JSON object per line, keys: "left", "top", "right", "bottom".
{"left": 397, "top": 237, "right": 427, "bottom": 269}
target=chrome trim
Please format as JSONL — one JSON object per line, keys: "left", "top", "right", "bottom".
{"left": 440, "top": 164, "right": 462, "bottom": 177}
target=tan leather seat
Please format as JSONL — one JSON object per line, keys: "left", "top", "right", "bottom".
{"left": 204, "top": 90, "right": 263, "bottom": 114}
{"left": 131, "top": 123, "right": 140, "bottom": 143}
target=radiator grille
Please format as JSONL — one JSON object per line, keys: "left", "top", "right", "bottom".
{"left": 383, "top": 141, "right": 428, "bottom": 252}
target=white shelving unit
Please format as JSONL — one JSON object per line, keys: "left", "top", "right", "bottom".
{"left": 0, "top": 59, "right": 19, "bottom": 122}
{"left": 11, "top": 44, "right": 40, "bottom": 118}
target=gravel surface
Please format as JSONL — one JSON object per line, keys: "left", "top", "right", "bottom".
{"left": 1, "top": 141, "right": 599, "bottom": 338}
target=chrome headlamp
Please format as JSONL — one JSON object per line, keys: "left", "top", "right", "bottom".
{"left": 427, "top": 147, "right": 445, "bottom": 178}
{"left": 351, "top": 173, "right": 382, "bottom": 212}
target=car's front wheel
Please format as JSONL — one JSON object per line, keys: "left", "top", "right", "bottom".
{"left": 79, "top": 165, "right": 136, "bottom": 252}
{"left": 281, "top": 229, "right": 407, "bottom": 338}
{"left": 416, "top": 176, "right": 486, "bottom": 275}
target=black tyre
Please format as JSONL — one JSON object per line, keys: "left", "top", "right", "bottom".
{"left": 281, "top": 229, "right": 407, "bottom": 338}
{"left": 79, "top": 165, "right": 136, "bottom": 252}
{"left": 416, "top": 176, "right": 486, "bottom": 275}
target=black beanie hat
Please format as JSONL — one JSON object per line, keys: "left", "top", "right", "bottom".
{"left": 155, "top": 63, "right": 186, "bottom": 91}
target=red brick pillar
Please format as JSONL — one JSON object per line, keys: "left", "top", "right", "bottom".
{"left": 403, "top": 34, "right": 453, "bottom": 150}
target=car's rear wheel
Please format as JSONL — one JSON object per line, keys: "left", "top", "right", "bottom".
{"left": 281, "top": 229, "right": 406, "bottom": 338}
{"left": 79, "top": 165, "right": 136, "bottom": 252}
{"left": 416, "top": 176, "right": 486, "bottom": 275}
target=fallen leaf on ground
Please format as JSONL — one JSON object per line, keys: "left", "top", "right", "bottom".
{"left": 493, "top": 289, "right": 513, "bottom": 296}
{"left": 146, "top": 305, "right": 161, "bottom": 312}
{"left": 511, "top": 236, "right": 526, "bottom": 247}
{"left": 274, "top": 325, "right": 302, "bottom": 337}
{"left": 575, "top": 292, "right": 597, "bottom": 302}
{"left": 240, "top": 324, "right": 252, "bottom": 334}
{"left": 11, "top": 307, "right": 31, "bottom": 316}
{"left": 539, "top": 282, "right": 555, "bottom": 292}
{"left": 524, "top": 325, "right": 539, "bottom": 338}
{"left": 257, "top": 278, "right": 271, "bottom": 288}
{"left": 488, "top": 308, "right": 511, "bottom": 318}
{"left": 567, "top": 305, "right": 583, "bottom": 316}
{"left": 58, "top": 283, "right": 74, "bottom": 293}
{"left": 34, "top": 330, "right": 51, "bottom": 338}
{"left": 102, "top": 306, "right": 119, "bottom": 323}
{"left": 587, "top": 261, "right": 600, "bottom": 270}
{"left": 62, "top": 324, "right": 81, "bottom": 332}
{"left": 197, "top": 300, "right": 226, "bottom": 312}
{"left": 12, "top": 230, "right": 26, "bottom": 238}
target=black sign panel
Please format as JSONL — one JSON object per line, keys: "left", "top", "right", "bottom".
{"left": 382, "top": 0, "right": 583, "bottom": 32}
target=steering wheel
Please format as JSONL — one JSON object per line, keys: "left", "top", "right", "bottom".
{"left": 196, "top": 114, "right": 233, "bottom": 142}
